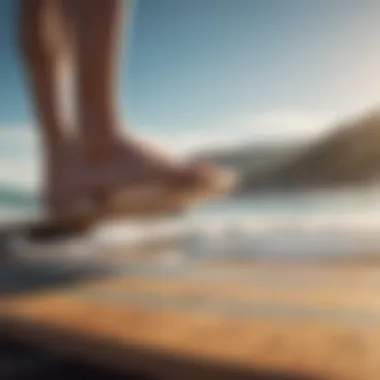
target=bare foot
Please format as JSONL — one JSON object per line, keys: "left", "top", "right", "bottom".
{"left": 82, "top": 137, "right": 214, "bottom": 188}
{"left": 43, "top": 134, "right": 235, "bottom": 220}
{"left": 72, "top": 134, "right": 232, "bottom": 213}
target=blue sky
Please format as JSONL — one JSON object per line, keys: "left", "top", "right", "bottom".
{"left": 0, "top": 0, "right": 380, "bottom": 188}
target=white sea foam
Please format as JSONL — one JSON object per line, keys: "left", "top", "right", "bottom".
{"left": 82, "top": 209, "right": 380, "bottom": 262}
{"left": 3, "top": 190, "right": 380, "bottom": 262}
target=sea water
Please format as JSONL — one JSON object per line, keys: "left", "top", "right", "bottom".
{"left": 2, "top": 185, "right": 380, "bottom": 261}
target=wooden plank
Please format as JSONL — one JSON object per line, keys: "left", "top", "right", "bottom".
{"left": 1, "top": 258, "right": 380, "bottom": 379}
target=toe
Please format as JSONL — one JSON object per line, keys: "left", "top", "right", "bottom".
{"left": 168, "top": 161, "right": 223, "bottom": 188}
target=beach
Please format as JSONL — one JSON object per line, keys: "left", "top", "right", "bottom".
{"left": 2, "top": 186, "right": 380, "bottom": 378}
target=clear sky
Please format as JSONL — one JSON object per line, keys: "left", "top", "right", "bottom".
{"left": 1, "top": 0, "right": 380, "bottom": 188}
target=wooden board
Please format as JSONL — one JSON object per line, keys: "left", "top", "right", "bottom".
{"left": 1, "top": 255, "right": 380, "bottom": 380}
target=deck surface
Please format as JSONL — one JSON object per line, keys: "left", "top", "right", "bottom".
{"left": 1, "top": 249, "right": 380, "bottom": 380}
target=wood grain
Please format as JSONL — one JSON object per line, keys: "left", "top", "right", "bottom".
{"left": 1, "top": 260, "right": 380, "bottom": 379}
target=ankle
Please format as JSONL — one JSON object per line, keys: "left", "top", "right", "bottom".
{"left": 79, "top": 114, "right": 122, "bottom": 159}
{"left": 81, "top": 133, "right": 120, "bottom": 165}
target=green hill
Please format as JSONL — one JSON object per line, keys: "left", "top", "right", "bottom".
{"left": 239, "top": 109, "right": 380, "bottom": 192}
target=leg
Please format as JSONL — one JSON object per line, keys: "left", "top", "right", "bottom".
{"left": 71, "top": 1, "right": 217, "bottom": 180}
{"left": 70, "top": 0, "right": 125, "bottom": 160}
{"left": 19, "top": 0, "right": 76, "bottom": 214}
{"left": 19, "top": 0, "right": 70, "bottom": 147}
{"left": 65, "top": 0, "right": 233, "bottom": 219}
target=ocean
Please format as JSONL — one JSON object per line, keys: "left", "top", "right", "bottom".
{"left": 2, "top": 185, "right": 380, "bottom": 262}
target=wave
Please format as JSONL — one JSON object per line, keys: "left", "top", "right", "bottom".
{"left": 11, "top": 209, "right": 379, "bottom": 263}
{"left": 0, "top": 184, "right": 38, "bottom": 214}
{"left": 3, "top": 184, "right": 380, "bottom": 263}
